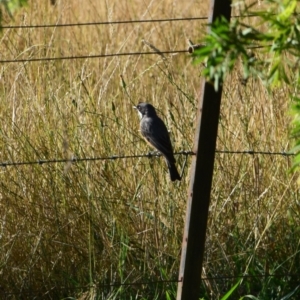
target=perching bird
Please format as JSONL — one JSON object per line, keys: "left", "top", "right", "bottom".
{"left": 134, "top": 102, "right": 181, "bottom": 181}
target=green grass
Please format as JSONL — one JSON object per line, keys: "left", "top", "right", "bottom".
{"left": 0, "top": 0, "right": 299, "bottom": 299}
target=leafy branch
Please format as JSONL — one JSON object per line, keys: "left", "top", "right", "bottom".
{"left": 193, "top": 0, "right": 300, "bottom": 170}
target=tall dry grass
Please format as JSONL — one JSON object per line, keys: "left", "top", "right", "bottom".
{"left": 0, "top": 0, "right": 299, "bottom": 299}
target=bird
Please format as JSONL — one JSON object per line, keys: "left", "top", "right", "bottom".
{"left": 134, "top": 102, "right": 181, "bottom": 181}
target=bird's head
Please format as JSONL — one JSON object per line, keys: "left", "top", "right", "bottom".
{"left": 133, "top": 102, "right": 157, "bottom": 119}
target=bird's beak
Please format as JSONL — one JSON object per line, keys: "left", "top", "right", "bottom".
{"left": 133, "top": 106, "right": 142, "bottom": 119}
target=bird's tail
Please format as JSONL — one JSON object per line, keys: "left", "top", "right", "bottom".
{"left": 166, "top": 159, "right": 181, "bottom": 181}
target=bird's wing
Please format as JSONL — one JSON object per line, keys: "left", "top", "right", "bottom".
{"left": 141, "top": 116, "right": 175, "bottom": 162}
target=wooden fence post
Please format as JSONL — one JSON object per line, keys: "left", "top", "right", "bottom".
{"left": 177, "top": 1, "right": 232, "bottom": 299}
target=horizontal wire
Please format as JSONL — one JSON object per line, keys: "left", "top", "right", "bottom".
{"left": 0, "top": 13, "right": 272, "bottom": 65}
{"left": 0, "top": 150, "right": 293, "bottom": 168}
{"left": 3, "top": 273, "right": 299, "bottom": 296}
{"left": 0, "top": 50, "right": 188, "bottom": 63}
{"left": 0, "top": 151, "right": 194, "bottom": 167}
{"left": 96, "top": 279, "right": 180, "bottom": 287}
{"left": 2, "top": 280, "right": 181, "bottom": 296}
{"left": 217, "top": 150, "right": 294, "bottom": 156}
{"left": 203, "top": 273, "right": 300, "bottom": 280}
{"left": 1, "top": 16, "right": 208, "bottom": 29}
{"left": 0, "top": 12, "right": 277, "bottom": 64}
{"left": 0, "top": 44, "right": 269, "bottom": 64}
{"left": 0, "top": 14, "right": 264, "bottom": 30}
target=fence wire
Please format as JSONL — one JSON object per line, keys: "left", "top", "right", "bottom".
{"left": 0, "top": 150, "right": 293, "bottom": 168}
{"left": 1, "top": 9, "right": 298, "bottom": 299}
{"left": 0, "top": 50, "right": 188, "bottom": 63}
{"left": 0, "top": 45, "right": 270, "bottom": 63}
{"left": 1, "top": 16, "right": 207, "bottom": 29}
{"left": 0, "top": 13, "right": 265, "bottom": 30}
{"left": 2, "top": 273, "right": 299, "bottom": 297}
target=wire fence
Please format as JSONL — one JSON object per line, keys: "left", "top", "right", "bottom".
{"left": 0, "top": 45, "right": 270, "bottom": 63}
{"left": 1, "top": 16, "right": 208, "bottom": 29}
{"left": 0, "top": 13, "right": 268, "bottom": 30}
{"left": 2, "top": 273, "right": 299, "bottom": 297}
{"left": 0, "top": 50, "right": 188, "bottom": 63}
{"left": 1, "top": 6, "right": 298, "bottom": 300}
{"left": 0, "top": 150, "right": 294, "bottom": 168}
{"left": 0, "top": 13, "right": 272, "bottom": 64}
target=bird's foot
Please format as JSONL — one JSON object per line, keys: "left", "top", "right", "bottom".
{"left": 147, "top": 150, "right": 160, "bottom": 157}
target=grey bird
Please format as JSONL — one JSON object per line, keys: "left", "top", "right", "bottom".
{"left": 134, "top": 102, "right": 181, "bottom": 181}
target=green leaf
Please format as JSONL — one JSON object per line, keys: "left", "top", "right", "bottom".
{"left": 220, "top": 278, "right": 242, "bottom": 300}
{"left": 277, "top": 0, "right": 297, "bottom": 22}
{"left": 280, "top": 284, "right": 300, "bottom": 300}
{"left": 0, "top": 0, "right": 28, "bottom": 24}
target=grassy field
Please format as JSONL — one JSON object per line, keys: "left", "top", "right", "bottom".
{"left": 0, "top": 0, "right": 299, "bottom": 299}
